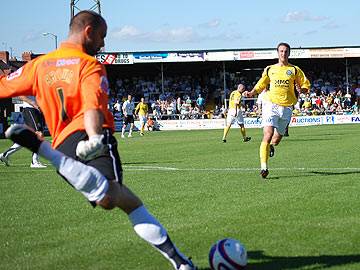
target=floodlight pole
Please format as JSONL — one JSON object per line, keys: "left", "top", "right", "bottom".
{"left": 345, "top": 59, "right": 349, "bottom": 94}
{"left": 71, "top": 0, "right": 102, "bottom": 19}
{"left": 42, "top": 32, "right": 58, "bottom": 49}
{"left": 223, "top": 61, "right": 227, "bottom": 110}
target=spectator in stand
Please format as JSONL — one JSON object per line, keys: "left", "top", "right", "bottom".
{"left": 113, "top": 99, "right": 121, "bottom": 114}
{"left": 302, "top": 97, "right": 312, "bottom": 115}
{"left": 196, "top": 94, "right": 205, "bottom": 111}
{"left": 351, "top": 102, "right": 359, "bottom": 114}
{"left": 355, "top": 83, "right": 360, "bottom": 105}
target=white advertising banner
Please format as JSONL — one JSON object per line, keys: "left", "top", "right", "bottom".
{"left": 96, "top": 53, "right": 133, "bottom": 64}
{"left": 114, "top": 115, "right": 360, "bottom": 131}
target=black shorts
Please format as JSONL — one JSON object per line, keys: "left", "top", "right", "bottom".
{"left": 123, "top": 115, "right": 134, "bottom": 125}
{"left": 22, "top": 107, "right": 44, "bottom": 132}
{"left": 56, "top": 129, "right": 123, "bottom": 186}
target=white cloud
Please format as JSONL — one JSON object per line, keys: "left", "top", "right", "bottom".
{"left": 22, "top": 30, "right": 44, "bottom": 42}
{"left": 282, "top": 10, "right": 329, "bottom": 22}
{"left": 199, "top": 19, "right": 221, "bottom": 28}
{"left": 322, "top": 21, "right": 341, "bottom": 29}
{"left": 150, "top": 27, "right": 199, "bottom": 42}
{"left": 110, "top": 24, "right": 243, "bottom": 43}
{"left": 111, "top": 25, "right": 142, "bottom": 39}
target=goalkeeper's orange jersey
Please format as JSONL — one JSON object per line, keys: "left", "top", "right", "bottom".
{"left": 0, "top": 42, "right": 114, "bottom": 148}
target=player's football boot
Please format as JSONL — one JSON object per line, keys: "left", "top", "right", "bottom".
{"left": 260, "top": 169, "right": 269, "bottom": 179}
{"left": 269, "top": 145, "right": 275, "bottom": 157}
{"left": 243, "top": 137, "right": 251, "bottom": 142}
{"left": 0, "top": 153, "right": 9, "bottom": 166}
{"left": 222, "top": 139, "right": 226, "bottom": 143}
{"left": 178, "top": 258, "right": 197, "bottom": 270}
{"left": 30, "top": 161, "right": 47, "bottom": 168}
{"left": 5, "top": 124, "right": 43, "bottom": 153}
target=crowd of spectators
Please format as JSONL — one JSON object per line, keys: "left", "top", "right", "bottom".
{"left": 107, "top": 68, "right": 360, "bottom": 120}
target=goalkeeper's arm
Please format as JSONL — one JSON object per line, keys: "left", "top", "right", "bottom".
{"left": 76, "top": 109, "right": 106, "bottom": 160}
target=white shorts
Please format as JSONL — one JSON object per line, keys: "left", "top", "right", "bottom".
{"left": 226, "top": 108, "right": 244, "bottom": 126}
{"left": 261, "top": 100, "right": 292, "bottom": 135}
{"left": 139, "top": 115, "right": 147, "bottom": 125}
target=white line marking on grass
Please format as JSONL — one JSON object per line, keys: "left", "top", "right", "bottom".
{"left": 123, "top": 166, "right": 360, "bottom": 172}
{"left": 124, "top": 166, "right": 179, "bottom": 171}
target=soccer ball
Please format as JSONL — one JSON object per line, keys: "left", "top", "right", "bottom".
{"left": 209, "top": 238, "right": 247, "bottom": 270}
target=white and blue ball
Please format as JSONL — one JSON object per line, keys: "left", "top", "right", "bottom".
{"left": 209, "top": 238, "right": 247, "bottom": 270}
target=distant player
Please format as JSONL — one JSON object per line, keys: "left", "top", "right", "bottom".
{"left": 121, "top": 94, "right": 135, "bottom": 138}
{"left": 135, "top": 97, "right": 148, "bottom": 136}
{"left": 222, "top": 84, "right": 251, "bottom": 143}
{"left": 243, "top": 42, "right": 310, "bottom": 178}
{"left": 0, "top": 96, "right": 46, "bottom": 168}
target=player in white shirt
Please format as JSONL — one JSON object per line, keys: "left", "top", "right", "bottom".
{"left": 121, "top": 94, "right": 135, "bottom": 138}
{"left": 0, "top": 96, "right": 46, "bottom": 168}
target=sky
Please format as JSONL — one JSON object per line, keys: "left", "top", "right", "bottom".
{"left": 1, "top": 0, "right": 359, "bottom": 58}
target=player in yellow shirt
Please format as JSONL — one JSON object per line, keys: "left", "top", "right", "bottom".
{"left": 135, "top": 97, "right": 149, "bottom": 136}
{"left": 243, "top": 42, "right": 310, "bottom": 179}
{"left": 222, "top": 84, "right": 251, "bottom": 143}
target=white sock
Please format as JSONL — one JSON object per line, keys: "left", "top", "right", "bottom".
{"left": 129, "top": 205, "right": 167, "bottom": 245}
{"left": 129, "top": 205, "right": 190, "bottom": 269}
{"left": 38, "top": 141, "right": 64, "bottom": 168}
{"left": 38, "top": 141, "right": 108, "bottom": 201}
{"left": 32, "top": 153, "right": 39, "bottom": 164}
{"left": 261, "top": 162, "right": 267, "bottom": 170}
{"left": 4, "top": 143, "right": 22, "bottom": 157}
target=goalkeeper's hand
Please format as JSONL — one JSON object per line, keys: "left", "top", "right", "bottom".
{"left": 76, "top": 134, "right": 106, "bottom": 160}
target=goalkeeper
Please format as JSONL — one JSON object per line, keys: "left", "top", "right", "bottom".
{"left": 0, "top": 10, "right": 196, "bottom": 270}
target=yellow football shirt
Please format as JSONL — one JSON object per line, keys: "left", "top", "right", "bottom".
{"left": 254, "top": 64, "right": 310, "bottom": 106}
{"left": 228, "top": 90, "right": 242, "bottom": 109}
{"left": 135, "top": 102, "right": 148, "bottom": 116}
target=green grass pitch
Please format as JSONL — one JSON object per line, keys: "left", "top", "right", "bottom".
{"left": 0, "top": 124, "right": 359, "bottom": 270}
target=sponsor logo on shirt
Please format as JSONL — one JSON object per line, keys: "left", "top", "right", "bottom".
{"left": 274, "top": 79, "right": 290, "bottom": 88}
{"left": 6, "top": 67, "right": 24, "bottom": 80}
{"left": 56, "top": 58, "right": 80, "bottom": 67}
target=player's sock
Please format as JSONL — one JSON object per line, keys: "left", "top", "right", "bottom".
{"left": 32, "top": 152, "right": 40, "bottom": 164}
{"left": 129, "top": 205, "right": 190, "bottom": 269}
{"left": 3, "top": 143, "right": 22, "bottom": 157}
{"left": 38, "top": 141, "right": 64, "bottom": 168}
{"left": 222, "top": 126, "right": 230, "bottom": 140}
{"left": 38, "top": 141, "right": 108, "bottom": 201}
{"left": 260, "top": 141, "right": 270, "bottom": 170}
{"left": 121, "top": 128, "right": 125, "bottom": 137}
{"left": 240, "top": 127, "right": 246, "bottom": 138}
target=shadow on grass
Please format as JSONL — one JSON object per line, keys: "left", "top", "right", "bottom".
{"left": 248, "top": 250, "right": 360, "bottom": 270}
{"left": 310, "top": 171, "right": 360, "bottom": 176}
{"left": 285, "top": 138, "right": 336, "bottom": 142}
{"left": 268, "top": 170, "right": 360, "bottom": 180}
{"left": 199, "top": 250, "right": 360, "bottom": 270}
